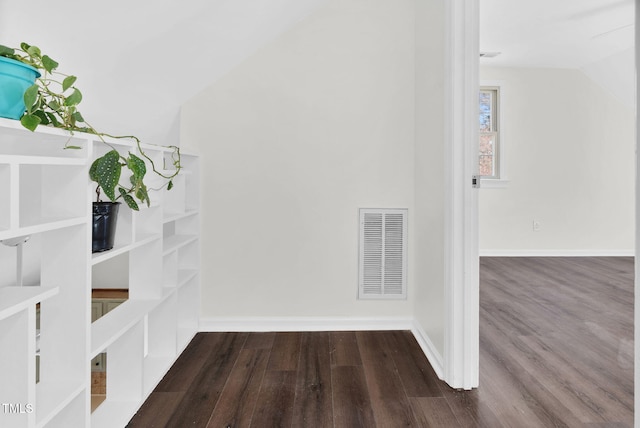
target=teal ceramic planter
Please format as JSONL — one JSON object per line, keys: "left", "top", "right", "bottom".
{"left": 0, "top": 56, "right": 40, "bottom": 120}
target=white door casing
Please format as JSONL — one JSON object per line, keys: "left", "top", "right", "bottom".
{"left": 443, "top": 0, "right": 480, "bottom": 390}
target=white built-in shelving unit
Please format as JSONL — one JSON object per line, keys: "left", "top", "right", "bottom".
{"left": 0, "top": 117, "right": 200, "bottom": 428}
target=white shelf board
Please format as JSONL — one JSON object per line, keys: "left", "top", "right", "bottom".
{"left": 143, "top": 354, "right": 174, "bottom": 396}
{"left": 178, "top": 149, "right": 199, "bottom": 157}
{"left": 162, "top": 167, "right": 192, "bottom": 176}
{"left": 93, "top": 134, "right": 138, "bottom": 149}
{"left": 159, "top": 286, "right": 176, "bottom": 302}
{"left": 91, "top": 292, "right": 175, "bottom": 359}
{"left": 91, "top": 399, "right": 139, "bottom": 428}
{"left": 163, "top": 209, "right": 198, "bottom": 224}
{"left": 137, "top": 141, "right": 178, "bottom": 153}
{"left": 0, "top": 286, "right": 59, "bottom": 321}
{"left": 91, "top": 300, "right": 155, "bottom": 359}
{"left": 36, "top": 380, "right": 85, "bottom": 428}
{"left": 91, "top": 233, "right": 161, "bottom": 265}
{"left": 177, "top": 269, "right": 198, "bottom": 288}
{"left": 0, "top": 155, "right": 87, "bottom": 165}
{"left": 177, "top": 327, "right": 197, "bottom": 353}
{"left": 162, "top": 286, "right": 176, "bottom": 297}
{"left": 0, "top": 217, "right": 86, "bottom": 241}
{"left": 0, "top": 117, "right": 78, "bottom": 137}
{"left": 131, "top": 200, "right": 160, "bottom": 212}
{"left": 162, "top": 234, "right": 198, "bottom": 255}
{"left": 163, "top": 270, "right": 198, "bottom": 290}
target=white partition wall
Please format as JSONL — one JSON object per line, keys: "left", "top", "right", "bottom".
{"left": 0, "top": 118, "right": 200, "bottom": 428}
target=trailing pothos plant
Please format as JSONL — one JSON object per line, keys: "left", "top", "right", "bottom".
{"left": 0, "top": 42, "right": 180, "bottom": 210}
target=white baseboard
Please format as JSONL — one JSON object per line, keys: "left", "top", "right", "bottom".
{"left": 480, "top": 249, "right": 634, "bottom": 257}
{"left": 199, "top": 316, "right": 414, "bottom": 332}
{"left": 411, "top": 320, "right": 444, "bottom": 380}
{"left": 198, "top": 316, "right": 445, "bottom": 381}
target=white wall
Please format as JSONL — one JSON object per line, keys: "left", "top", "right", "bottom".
{"left": 182, "top": 0, "right": 429, "bottom": 324}
{"left": 414, "top": 0, "right": 446, "bottom": 359}
{"left": 479, "top": 66, "right": 635, "bottom": 255}
{"left": 1, "top": 0, "right": 325, "bottom": 146}
{"left": 581, "top": 48, "right": 636, "bottom": 111}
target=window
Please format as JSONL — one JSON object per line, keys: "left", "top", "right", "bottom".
{"left": 479, "top": 87, "right": 500, "bottom": 179}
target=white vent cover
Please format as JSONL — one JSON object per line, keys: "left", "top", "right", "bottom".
{"left": 358, "top": 208, "right": 407, "bottom": 299}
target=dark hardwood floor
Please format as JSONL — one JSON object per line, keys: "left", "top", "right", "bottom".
{"left": 127, "top": 257, "right": 634, "bottom": 427}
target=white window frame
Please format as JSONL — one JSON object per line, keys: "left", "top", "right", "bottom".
{"left": 479, "top": 81, "right": 508, "bottom": 188}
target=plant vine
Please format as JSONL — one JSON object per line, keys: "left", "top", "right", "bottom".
{"left": 0, "top": 42, "right": 181, "bottom": 210}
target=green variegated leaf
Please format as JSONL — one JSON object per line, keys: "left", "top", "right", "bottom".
{"left": 63, "top": 88, "right": 82, "bottom": 106}
{"left": 45, "top": 112, "right": 60, "bottom": 127}
{"left": 42, "top": 55, "right": 58, "bottom": 73}
{"left": 25, "top": 44, "right": 40, "bottom": 58}
{"left": 23, "top": 84, "right": 39, "bottom": 110}
{"left": 0, "top": 45, "right": 14, "bottom": 56}
{"left": 34, "top": 110, "right": 49, "bottom": 125}
{"left": 119, "top": 188, "right": 139, "bottom": 210}
{"left": 123, "top": 194, "right": 139, "bottom": 210}
{"left": 89, "top": 158, "right": 99, "bottom": 181}
{"left": 72, "top": 111, "right": 84, "bottom": 123}
{"left": 127, "top": 153, "right": 146, "bottom": 180}
{"left": 62, "top": 75, "right": 76, "bottom": 92}
{"left": 48, "top": 100, "right": 61, "bottom": 111}
{"left": 92, "top": 150, "right": 121, "bottom": 201}
{"left": 135, "top": 183, "right": 150, "bottom": 207}
{"left": 68, "top": 107, "right": 77, "bottom": 127}
{"left": 20, "top": 114, "right": 41, "bottom": 131}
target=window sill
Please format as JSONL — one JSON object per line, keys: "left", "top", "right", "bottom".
{"left": 480, "top": 178, "right": 509, "bottom": 189}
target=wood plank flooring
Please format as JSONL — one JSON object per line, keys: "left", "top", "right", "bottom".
{"left": 127, "top": 257, "right": 633, "bottom": 427}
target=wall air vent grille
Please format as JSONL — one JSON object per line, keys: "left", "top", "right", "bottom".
{"left": 358, "top": 208, "right": 407, "bottom": 299}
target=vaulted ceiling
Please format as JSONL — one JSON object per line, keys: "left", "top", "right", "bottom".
{"left": 0, "top": 0, "right": 326, "bottom": 145}
{"left": 480, "top": 0, "right": 635, "bottom": 108}
{"left": 1, "top": 1, "right": 634, "bottom": 144}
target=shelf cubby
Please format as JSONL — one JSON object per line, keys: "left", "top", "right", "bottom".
{"left": 144, "top": 293, "right": 177, "bottom": 394}
{"left": 92, "top": 252, "right": 129, "bottom": 290}
{"left": 35, "top": 382, "right": 86, "bottom": 428}
{"left": 40, "top": 391, "right": 86, "bottom": 428}
{"left": 162, "top": 251, "right": 178, "bottom": 289}
{"left": 0, "top": 163, "right": 10, "bottom": 231}
{"left": 129, "top": 239, "right": 163, "bottom": 300}
{"left": 0, "top": 286, "right": 57, "bottom": 428}
{"left": 19, "top": 164, "right": 87, "bottom": 228}
{"left": 132, "top": 204, "right": 161, "bottom": 241}
{"left": 91, "top": 320, "right": 144, "bottom": 428}
{"left": 162, "top": 173, "right": 186, "bottom": 217}
{"left": 177, "top": 240, "right": 199, "bottom": 272}
{"left": 162, "top": 234, "right": 198, "bottom": 256}
{"left": 36, "top": 224, "right": 89, "bottom": 428}
{"left": 178, "top": 269, "right": 198, "bottom": 290}
{"left": 0, "top": 309, "right": 35, "bottom": 426}
{"left": 181, "top": 154, "right": 200, "bottom": 212}
{"left": 177, "top": 277, "right": 199, "bottom": 351}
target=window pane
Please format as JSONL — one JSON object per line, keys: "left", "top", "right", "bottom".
{"left": 479, "top": 91, "right": 492, "bottom": 132}
{"left": 479, "top": 87, "right": 499, "bottom": 179}
{"left": 479, "top": 133, "right": 495, "bottom": 176}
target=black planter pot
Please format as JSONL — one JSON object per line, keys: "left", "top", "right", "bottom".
{"left": 92, "top": 202, "right": 120, "bottom": 253}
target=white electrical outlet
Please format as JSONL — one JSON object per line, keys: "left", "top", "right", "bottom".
{"left": 533, "top": 220, "right": 541, "bottom": 232}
